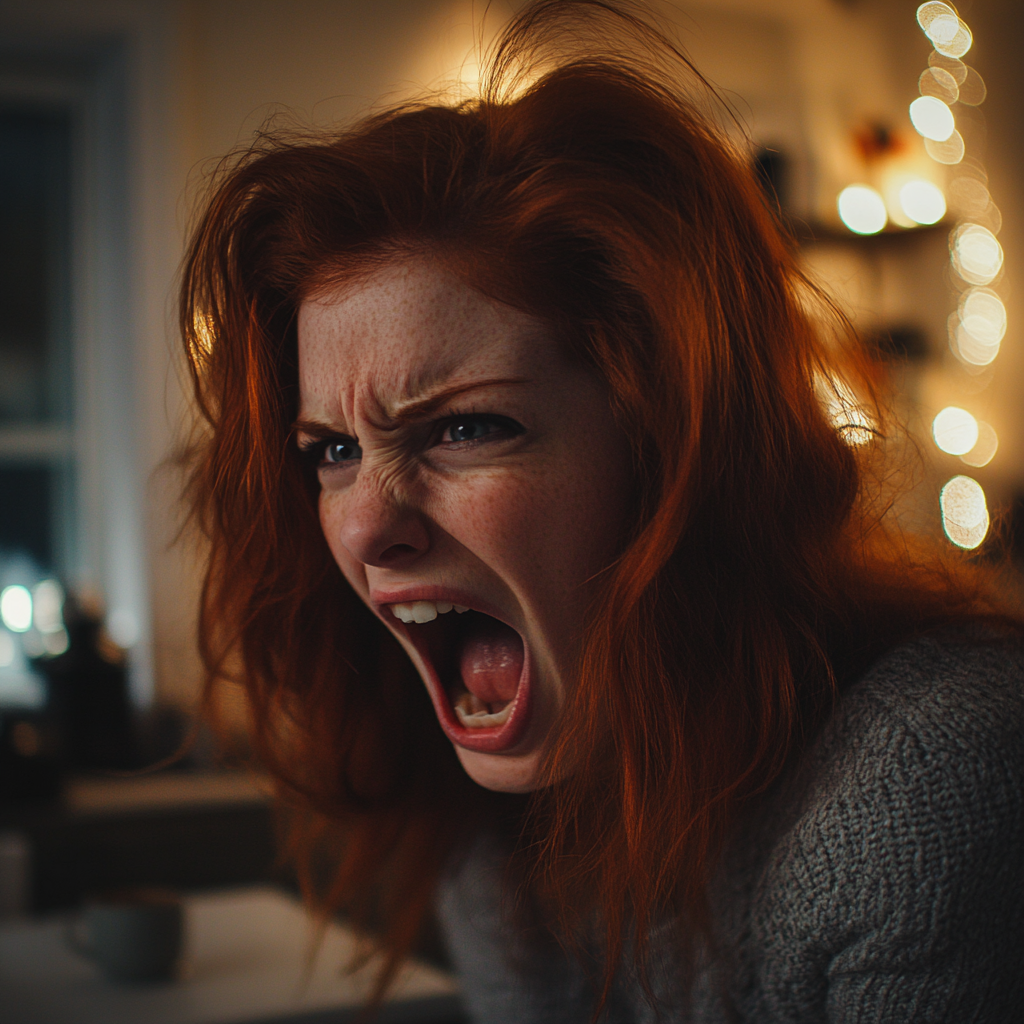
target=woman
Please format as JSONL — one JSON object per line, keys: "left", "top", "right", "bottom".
{"left": 181, "top": 1, "right": 1024, "bottom": 1019}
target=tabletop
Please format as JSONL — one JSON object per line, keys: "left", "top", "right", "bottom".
{"left": 0, "top": 886, "right": 464, "bottom": 1024}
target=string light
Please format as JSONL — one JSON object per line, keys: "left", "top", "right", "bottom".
{"left": 914, "top": 3, "right": 1001, "bottom": 550}
{"left": 899, "top": 179, "right": 946, "bottom": 224}
{"left": 940, "top": 474, "right": 989, "bottom": 549}
{"left": 837, "top": 185, "right": 888, "bottom": 235}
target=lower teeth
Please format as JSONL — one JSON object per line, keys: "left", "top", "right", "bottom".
{"left": 454, "top": 691, "right": 513, "bottom": 728}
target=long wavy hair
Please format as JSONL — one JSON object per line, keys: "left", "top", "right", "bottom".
{"left": 180, "top": 0, "right": 1015, "bottom": 1009}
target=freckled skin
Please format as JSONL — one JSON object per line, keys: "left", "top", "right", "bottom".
{"left": 297, "top": 259, "right": 633, "bottom": 792}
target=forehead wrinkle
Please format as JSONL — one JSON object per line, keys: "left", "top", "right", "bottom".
{"left": 300, "top": 258, "right": 552, "bottom": 434}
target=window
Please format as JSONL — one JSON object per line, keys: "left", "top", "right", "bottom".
{"left": 0, "top": 44, "right": 152, "bottom": 708}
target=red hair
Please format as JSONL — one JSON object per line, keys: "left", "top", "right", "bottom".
{"left": 180, "top": 0, "right": 1015, "bottom": 1008}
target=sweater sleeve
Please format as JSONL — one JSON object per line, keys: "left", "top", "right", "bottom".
{"left": 746, "top": 637, "right": 1024, "bottom": 1024}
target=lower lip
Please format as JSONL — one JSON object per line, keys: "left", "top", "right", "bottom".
{"left": 429, "top": 647, "right": 533, "bottom": 755}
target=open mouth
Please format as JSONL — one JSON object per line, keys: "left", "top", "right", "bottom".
{"left": 383, "top": 599, "right": 531, "bottom": 753}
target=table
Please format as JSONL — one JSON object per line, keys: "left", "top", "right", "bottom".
{"left": 0, "top": 886, "right": 464, "bottom": 1024}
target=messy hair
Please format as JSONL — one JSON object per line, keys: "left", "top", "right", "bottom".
{"left": 180, "top": 0, "right": 1013, "bottom": 1009}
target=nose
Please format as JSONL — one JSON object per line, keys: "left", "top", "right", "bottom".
{"left": 327, "top": 473, "right": 431, "bottom": 569}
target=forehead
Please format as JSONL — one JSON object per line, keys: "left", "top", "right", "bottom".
{"left": 297, "top": 259, "right": 551, "bottom": 423}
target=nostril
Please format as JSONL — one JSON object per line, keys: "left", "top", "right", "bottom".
{"left": 378, "top": 543, "right": 419, "bottom": 564}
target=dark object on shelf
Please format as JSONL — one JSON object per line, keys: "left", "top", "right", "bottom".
{"left": 42, "top": 599, "right": 136, "bottom": 771}
{"left": 0, "top": 711, "right": 63, "bottom": 803}
{"left": 866, "top": 325, "right": 930, "bottom": 362}
{"left": 754, "top": 147, "right": 788, "bottom": 215}
{"left": 794, "top": 220, "right": 947, "bottom": 245}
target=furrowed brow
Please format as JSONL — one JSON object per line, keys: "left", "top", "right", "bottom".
{"left": 291, "top": 418, "right": 351, "bottom": 440}
{"left": 390, "top": 376, "right": 532, "bottom": 422}
{"left": 291, "top": 377, "right": 532, "bottom": 439}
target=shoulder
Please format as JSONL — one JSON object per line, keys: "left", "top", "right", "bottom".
{"left": 831, "top": 626, "right": 1024, "bottom": 764}
{"left": 740, "top": 628, "right": 1024, "bottom": 1021}
{"left": 804, "top": 628, "right": 1024, "bottom": 835}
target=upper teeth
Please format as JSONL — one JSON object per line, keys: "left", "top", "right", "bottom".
{"left": 390, "top": 600, "right": 469, "bottom": 624}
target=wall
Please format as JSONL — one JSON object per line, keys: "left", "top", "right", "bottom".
{"left": 1, "top": 0, "right": 1021, "bottom": 709}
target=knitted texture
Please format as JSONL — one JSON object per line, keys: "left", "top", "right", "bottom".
{"left": 436, "top": 632, "right": 1024, "bottom": 1023}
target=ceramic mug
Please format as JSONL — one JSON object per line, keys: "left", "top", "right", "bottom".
{"left": 67, "top": 888, "right": 183, "bottom": 983}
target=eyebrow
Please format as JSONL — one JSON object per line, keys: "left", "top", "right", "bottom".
{"left": 292, "top": 376, "right": 533, "bottom": 438}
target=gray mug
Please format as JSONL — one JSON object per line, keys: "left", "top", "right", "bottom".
{"left": 67, "top": 889, "right": 183, "bottom": 983}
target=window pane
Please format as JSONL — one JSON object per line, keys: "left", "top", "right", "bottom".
{"left": 0, "top": 465, "right": 55, "bottom": 568}
{"left": 0, "top": 107, "right": 72, "bottom": 426}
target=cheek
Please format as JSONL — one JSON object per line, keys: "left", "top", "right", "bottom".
{"left": 438, "top": 453, "right": 630, "bottom": 597}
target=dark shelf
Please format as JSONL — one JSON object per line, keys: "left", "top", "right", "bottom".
{"left": 793, "top": 219, "right": 950, "bottom": 245}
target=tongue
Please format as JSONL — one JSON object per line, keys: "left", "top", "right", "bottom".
{"left": 458, "top": 619, "right": 524, "bottom": 704}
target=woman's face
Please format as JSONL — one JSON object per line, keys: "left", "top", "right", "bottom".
{"left": 296, "top": 259, "right": 632, "bottom": 792}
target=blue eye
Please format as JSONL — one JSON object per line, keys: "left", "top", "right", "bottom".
{"left": 442, "top": 415, "right": 521, "bottom": 445}
{"left": 323, "top": 439, "right": 362, "bottom": 464}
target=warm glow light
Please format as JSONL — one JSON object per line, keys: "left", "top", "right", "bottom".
{"left": 952, "top": 224, "right": 1004, "bottom": 285}
{"left": 0, "top": 586, "right": 32, "bottom": 633}
{"left": 899, "top": 180, "right": 946, "bottom": 225}
{"left": 949, "top": 175, "right": 991, "bottom": 218}
{"left": 917, "top": 3, "right": 973, "bottom": 58}
{"left": 917, "top": 2, "right": 957, "bottom": 34}
{"left": 958, "top": 67, "right": 987, "bottom": 106}
{"left": 961, "top": 421, "right": 999, "bottom": 468}
{"left": 919, "top": 66, "right": 959, "bottom": 104}
{"left": 909, "top": 96, "right": 955, "bottom": 142}
{"left": 959, "top": 288, "right": 1007, "bottom": 345}
{"left": 940, "top": 475, "right": 989, "bottom": 549}
{"left": 817, "top": 375, "right": 875, "bottom": 445}
{"left": 952, "top": 319, "right": 1000, "bottom": 366}
{"left": 932, "top": 406, "right": 979, "bottom": 455}
{"left": 936, "top": 23, "right": 973, "bottom": 59}
{"left": 924, "top": 131, "right": 965, "bottom": 165}
{"left": 837, "top": 185, "right": 887, "bottom": 235}
{"left": 928, "top": 50, "right": 967, "bottom": 85}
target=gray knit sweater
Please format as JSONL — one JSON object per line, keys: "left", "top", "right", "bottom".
{"left": 436, "top": 632, "right": 1024, "bottom": 1022}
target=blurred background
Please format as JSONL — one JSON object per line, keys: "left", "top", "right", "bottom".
{"left": 0, "top": 0, "right": 1021, "bottom": 1017}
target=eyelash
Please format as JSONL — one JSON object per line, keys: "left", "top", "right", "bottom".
{"left": 297, "top": 413, "right": 523, "bottom": 468}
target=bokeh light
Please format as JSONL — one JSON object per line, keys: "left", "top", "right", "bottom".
{"left": 837, "top": 185, "right": 887, "bottom": 235}
{"left": 951, "top": 223, "right": 1004, "bottom": 285}
{"left": 909, "top": 96, "right": 955, "bottom": 142}
{"left": 961, "top": 421, "right": 999, "bottom": 468}
{"left": 940, "top": 475, "right": 989, "bottom": 549}
{"left": 948, "top": 175, "right": 991, "bottom": 218}
{"left": 958, "top": 66, "right": 987, "bottom": 106}
{"left": 924, "top": 131, "right": 965, "bottom": 165}
{"left": 932, "top": 406, "right": 979, "bottom": 455}
{"left": 899, "top": 180, "right": 946, "bottom": 225}
{"left": 959, "top": 288, "right": 1007, "bottom": 345}
{"left": 928, "top": 50, "right": 967, "bottom": 85}
{"left": 917, "top": 3, "right": 973, "bottom": 58}
{"left": 951, "top": 317, "right": 1000, "bottom": 366}
{"left": 32, "top": 579, "right": 64, "bottom": 633}
{"left": 0, "top": 586, "right": 32, "bottom": 633}
{"left": 107, "top": 608, "right": 140, "bottom": 649}
{"left": 919, "top": 66, "right": 958, "bottom": 104}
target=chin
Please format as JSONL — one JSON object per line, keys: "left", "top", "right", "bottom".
{"left": 456, "top": 746, "right": 547, "bottom": 793}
